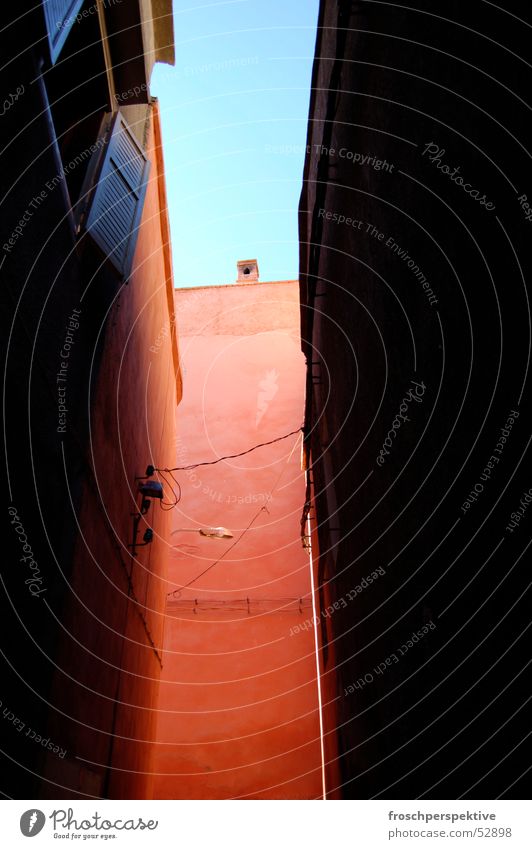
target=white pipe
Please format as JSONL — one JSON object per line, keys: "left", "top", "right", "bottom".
{"left": 306, "top": 477, "right": 327, "bottom": 800}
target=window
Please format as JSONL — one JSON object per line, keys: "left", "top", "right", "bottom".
{"left": 82, "top": 111, "right": 150, "bottom": 279}
{"left": 43, "top": 0, "right": 85, "bottom": 64}
{"left": 43, "top": 1, "right": 112, "bottom": 206}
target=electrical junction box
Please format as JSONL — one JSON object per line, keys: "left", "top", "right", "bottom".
{"left": 138, "top": 481, "right": 164, "bottom": 499}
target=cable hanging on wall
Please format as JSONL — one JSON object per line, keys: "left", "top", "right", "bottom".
{"left": 167, "top": 503, "right": 270, "bottom": 599}
{"left": 155, "top": 426, "right": 303, "bottom": 473}
{"left": 166, "top": 430, "right": 304, "bottom": 598}
{"left": 157, "top": 468, "right": 181, "bottom": 510}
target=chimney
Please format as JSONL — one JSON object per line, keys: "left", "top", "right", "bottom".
{"left": 236, "top": 259, "right": 259, "bottom": 283}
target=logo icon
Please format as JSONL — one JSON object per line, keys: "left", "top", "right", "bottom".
{"left": 256, "top": 369, "right": 279, "bottom": 426}
{"left": 20, "top": 810, "right": 46, "bottom": 837}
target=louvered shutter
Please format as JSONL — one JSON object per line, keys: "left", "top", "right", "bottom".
{"left": 84, "top": 112, "right": 150, "bottom": 279}
{"left": 43, "top": 0, "right": 85, "bottom": 64}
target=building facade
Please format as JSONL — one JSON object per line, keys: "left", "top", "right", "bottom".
{"left": 1, "top": 0, "right": 180, "bottom": 798}
{"left": 299, "top": 1, "right": 532, "bottom": 798}
{"left": 152, "top": 273, "right": 331, "bottom": 798}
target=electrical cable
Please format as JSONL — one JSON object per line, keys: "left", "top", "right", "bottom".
{"left": 158, "top": 469, "right": 181, "bottom": 510}
{"left": 167, "top": 504, "right": 269, "bottom": 599}
{"left": 166, "top": 430, "right": 303, "bottom": 598}
{"left": 156, "top": 426, "right": 303, "bottom": 473}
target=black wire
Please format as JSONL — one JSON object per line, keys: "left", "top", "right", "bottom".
{"left": 158, "top": 469, "right": 181, "bottom": 510}
{"left": 159, "top": 473, "right": 176, "bottom": 509}
{"left": 156, "top": 427, "right": 303, "bottom": 473}
{"left": 167, "top": 504, "right": 269, "bottom": 599}
{"left": 165, "top": 429, "right": 303, "bottom": 596}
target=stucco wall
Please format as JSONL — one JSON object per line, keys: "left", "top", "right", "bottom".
{"left": 299, "top": 0, "right": 532, "bottom": 799}
{"left": 42, "top": 103, "right": 180, "bottom": 799}
{"left": 152, "top": 279, "right": 324, "bottom": 799}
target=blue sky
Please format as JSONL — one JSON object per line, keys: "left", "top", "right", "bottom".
{"left": 151, "top": 0, "right": 320, "bottom": 288}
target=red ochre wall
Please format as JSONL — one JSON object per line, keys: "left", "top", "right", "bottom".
{"left": 152, "top": 280, "right": 324, "bottom": 799}
{"left": 42, "top": 103, "right": 182, "bottom": 799}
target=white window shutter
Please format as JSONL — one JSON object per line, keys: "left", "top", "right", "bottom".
{"left": 43, "top": 0, "right": 85, "bottom": 64}
{"left": 85, "top": 112, "right": 150, "bottom": 279}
